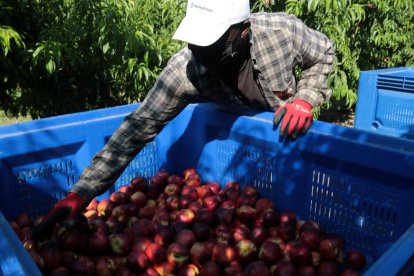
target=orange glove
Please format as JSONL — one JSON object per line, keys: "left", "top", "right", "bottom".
{"left": 273, "top": 99, "right": 313, "bottom": 139}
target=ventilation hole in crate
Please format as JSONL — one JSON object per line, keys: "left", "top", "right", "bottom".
{"left": 216, "top": 141, "right": 274, "bottom": 194}
{"left": 14, "top": 160, "right": 76, "bottom": 216}
{"left": 114, "top": 142, "right": 157, "bottom": 191}
{"left": 309, "top": 169, "right": 400, "bottom": 249}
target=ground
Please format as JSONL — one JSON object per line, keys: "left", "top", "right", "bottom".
{"left": 318, "top": 109, "right": 355, "bottom": 128}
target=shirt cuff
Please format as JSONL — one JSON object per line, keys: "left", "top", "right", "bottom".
{"left": 71, "top": 181, "right": 97, "bottom": 204}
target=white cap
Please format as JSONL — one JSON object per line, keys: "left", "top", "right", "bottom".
{"left": 173, "top": 0, "right": 251, "bottom": 46}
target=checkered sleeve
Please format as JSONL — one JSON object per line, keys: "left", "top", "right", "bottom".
{"left": 292, "top": 17, "right": 334, "bottom": 107}
{"left": 71, "top": 55, "right": 191, "bottom": 202}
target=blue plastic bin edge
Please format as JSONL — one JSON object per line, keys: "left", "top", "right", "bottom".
{"left": 0, "top": 211, "right": 41, "bottom": 276}
{"left": 1, "top": 103, "right": 413, "bottom": 275}
{"left": 364, "top": 223, "right": 414, "bottom": 276}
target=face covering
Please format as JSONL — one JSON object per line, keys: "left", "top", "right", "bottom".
{"left": 189, "top": 24, "right": 250, "bottom": 71}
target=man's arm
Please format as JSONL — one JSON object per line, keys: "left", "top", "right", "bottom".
{"left": 292, "top": 16, "right": 334, "bottom": 107}
{"left": 272, "top": 14, "right": 334, "bottom": 139}
{"left": 32, "top": 51, "right": 193, "bottom": 240}
{"left": 72, "top": 65, "right": 190, "bottom": 203}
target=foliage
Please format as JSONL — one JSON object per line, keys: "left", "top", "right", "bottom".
{"left": 1, "top": 0, "right": 413, "bottom": 118}
{"left": 0, "top": 0, "right": 185, "bottom": 118}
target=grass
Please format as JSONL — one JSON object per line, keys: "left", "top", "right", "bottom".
{"left": 0, "top": 110, "right": 32, "bottom": 126}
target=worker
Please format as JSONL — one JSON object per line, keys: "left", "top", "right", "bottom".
{"left": 32, "top": 0, "right": 334, "bottom": 239}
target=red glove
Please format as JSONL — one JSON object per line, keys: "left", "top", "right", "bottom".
{"left": 273, "top": 99, "right": 313, "bottom": 139}
{"left": 32, "top": 192, "right": 87, "bottom": 240}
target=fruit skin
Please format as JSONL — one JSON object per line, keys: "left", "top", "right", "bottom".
{"left": 153, "top": 225, "right": 176, "bottom": 246}
{"left": 190, "top": 242, "right": 212, "bottom": 267}
{"left": 270, "top": 261, "right": 297, "bottom": 276}
{"left": 319, "top": 238, "right": 340, "bottom": 261}
{"left": 154, "top": 261, "right": 177, "bottom": 276}
{"left": 145, "top": 243, "right": 167, "bottom": 264}
{"left": 262, "top": 208, "right": 279, "bottom": 228}
{"left": 129, "top": 176, "right": 148, "bottom": 192}
{"left": 258, "top": 240, "right": 283, "bottom": 264}
{"left": 176, "top": 208, "right": 196, "bottom": 225}
{"left": 215, "top": 206, "right": 235, "bottom": 225}
{"left": 197, "top": 185, "right": 214, "bottom": 199}
{"left": 197, "top": 209, "right": 216, "bottom": 225}
{"left": 49, "top": 266, "right": 70, "bottom": 276}
{"left": 58, "top": 229, "right": 82, "bottom": 252}
{"left": 130, "top": 191, "right": 148, "bottom": 207}
{"left": 241, "top": 185, "right": 258, "bottom": 199}
{"left": 111, "top": 205, "right": 130, "bottom": 224}
{"left": 215, "top": 224, "right": 234, "bottom": 244}
{"left": 174, "top": 229, "right": 196, "bottom": 249}
{"left": 346, "top": 249, "right": 366, "bottom": 271}
{"left": 177, "top": 263, "right": 200, "bottom": 276}
{"left": 185, "top": 173, "right": 202, "bottom": 187}
{"left": 167, "top": 174, "right": 184, "bottom": 186}
{"left": 109, "top": 233, "right": 131, "bottom": 256}
{"left": 28, "top": 250, "right": 46, "bottom": 271}
{"left": 236, "top": 239, "right": 257, "bottom": 263}
{"left": 15, "top": 212, "right": 33, "bottom": 228}
{"left": 94, "top": 256, "right": 116, "bottom": 276}
{"left": 255, "top": 198, "right": 274, "bottom": 214}
{"left": 340, "top": 268, "right": 360, "bottom": 276}
{"left": 71, "top": 255, "right": 95, "bottom": 275}
{"left": 183, "top": 167, "right": 197, "bottom": 178}
{"left": 164, "top": 183, "right": 182, "bottom": 196}
{"left": 244, "top": 261, "right": 270, "bottom": 276}
{"left": 318, "top": 261, "right": 339, "bottom": 275}
{"left": 203, "top": 196, "right": 220, "bottom": 212}
{"left": 299, "top": 220, "right": 321, "bottom": 234}
{"left": 224, "top": 261, "right": 243, "bottom": 275}
{"left": 249, "top": 226, "right": 269, "bottom": 247}
{"left": 276, "top": 222, "right": 296, "bottom": 242}
{"left": 289, "top": 243, "right": 312, "bottom": 267}
{"left": 279, "top": 210, "right": 297, "bottom": 225}
{"left": 212, "top": 243, "right": 237, "bottom": 266}
{"left": 299, "top": 230, "right": 321, "bottom": 251}
{"left": 192, "top": 222, "right": 212, "bottom": 241}
{"left": 167, "top": 242, "right": 190, "bottom": 268}
{"left": 87, "top": 231, "right": 110, "bottom": 254}
{"left": 297, "top": 265, "right": 315, "bottom": 276}
{"left": 237, "top": 205, "right": 258, "bottom": 226}
{"left": 110, "top": 191, "right": 129, "bottom": 205}
{"left": 38, "top": 241, "right": 62, "bottom": 272}
{"left": 200, "top": 260, "right": 223, "bottom": 276}
{"left": 127, "top": 249, "right": 151, "bottom": 271}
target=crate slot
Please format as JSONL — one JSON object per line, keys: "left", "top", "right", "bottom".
{"left": 113, "top": 141, "right": 158, "bottom": 191}
{"left": 216, "top": 140, "right": 273, "bottom": 194}
{"left": 309, "top": 169, "right": 401, "bottom": 250}
{"left": 377, "top": 75, "right": 414, "bottom": 93}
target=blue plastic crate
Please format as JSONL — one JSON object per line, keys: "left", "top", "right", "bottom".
{"left": 355, "top": 67, "right": 414, "bottom": 139}
{"left": 1, "top": 103, "right": 414, "bottom": 275}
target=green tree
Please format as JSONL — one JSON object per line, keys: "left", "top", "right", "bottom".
{"left": 1, "top": 0, "right": 413, "bottom": 119}
{"left": 0, "top": 0, "right": 185, "bottom": 118}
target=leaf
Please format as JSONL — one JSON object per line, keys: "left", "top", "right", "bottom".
{"left": 307, "top": 0, "right": 320, "bottom": 12}
{"left": 325, "top": 0, "right": 332, "bottom": 13}
{"left": 46, "top": 59, "right": 56, "bottom": 74}
{"left": 103, "top": 42, "right": 110, "bottom": 54}
{"left": 32, "top": 44, "right": 45, "bottom": 59}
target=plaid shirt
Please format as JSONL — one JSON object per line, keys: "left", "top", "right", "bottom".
{"left": 72, "top": 12, "right": 334, "bottom": 202}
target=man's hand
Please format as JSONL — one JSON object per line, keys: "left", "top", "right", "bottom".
{"left": 273, "top": 98, "right": 313, "bottom": 139}
{"left": 32, "top": 192, "right": 86, "bottom": 240}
